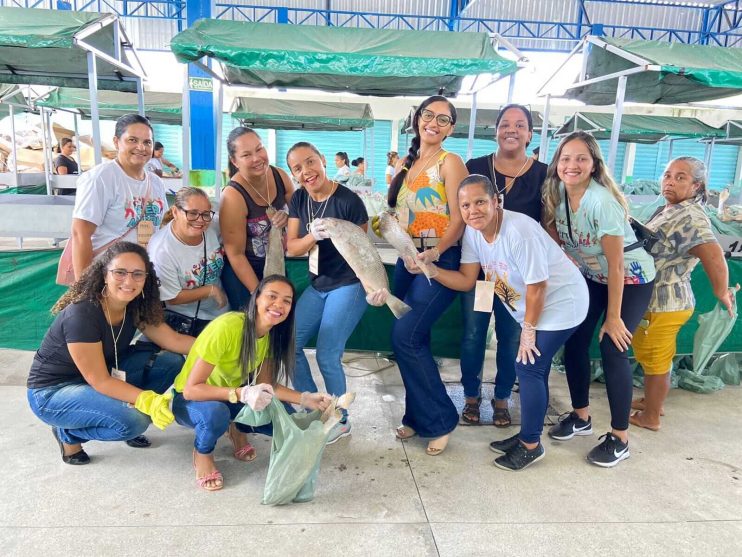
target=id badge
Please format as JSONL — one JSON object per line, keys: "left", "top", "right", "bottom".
{"left": 474, "top": 280, "right": 495, "bottom": 312}
{"left": 308, "top": 245, "right": 319, "bottom": 275}
{"left": 137, "top": 220, "right": 155, "bottom": 248}
{"left": 111, "top": 367, "right": 127, "bottom": 382}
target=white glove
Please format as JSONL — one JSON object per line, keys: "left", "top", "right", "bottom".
{"left": 239, "top": 384, "right": 274, "bottom": 411}
{"left": 300, "top": 391, "right": 332, "bottom": 411}
{"left": 309, "top": 220, "right": 331, "bottom": 241}
{"left": 365, "top": 288, "right": 389, "bottom": 307}
{"left": 209, "top": 285, "right": 228, "bottom": 309}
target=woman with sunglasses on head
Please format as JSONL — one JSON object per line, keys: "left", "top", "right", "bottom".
{"left": 380, "top": 95, "right": 469, "bottom": 456}
{"left": 542, "top": 131, "right": 655, "bottom": 467}
{"left": 458, "top": 103, "right": 549, "bottom": 428}
{"left": 27, "top": 242, "right": 194, "bottom": 465}
{"left": 70, "top": 114, "right": 167, "bottom": 280}
{"left": 148, "top": 187, "right": 228, "bottom": 338}
{"left": 220, "top": 127, "right": 294, "bottom": 311}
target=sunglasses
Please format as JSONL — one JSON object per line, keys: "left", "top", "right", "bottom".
{"left": 420, "top": 109, "right": 453, "bottom": 127}
{"left": 108, "top": 269, "right": 148, "bottom": 282}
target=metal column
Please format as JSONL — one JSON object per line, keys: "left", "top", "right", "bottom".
{"left": 607, "top": 75, "right": 627, "bottom": 173}
{"left": 86, "top": 51, "right": 102, "bottom": 165}
{"left": 466, "top": 92, "right": 477, "bottom": 161}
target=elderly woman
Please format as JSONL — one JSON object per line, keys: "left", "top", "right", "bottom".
{"left": 630, "top": 157, "right": 735, "bottom": 431}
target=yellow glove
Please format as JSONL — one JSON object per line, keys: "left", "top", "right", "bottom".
{"left": 134, "top": 390, "right": 175, "bottom": 430}
{"left": 371, "top": 215, "right": 383, "bottom": 238}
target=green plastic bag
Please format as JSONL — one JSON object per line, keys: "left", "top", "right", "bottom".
{"left": 692, "top": 298, "right": 738, "bottom": 374}
{"left": 707, "top": 353, "right": 741, "bottom": 386}
{"left": 234, "top": 399, "right": 332, "bottom": 506}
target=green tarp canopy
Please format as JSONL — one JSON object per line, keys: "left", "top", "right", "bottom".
{"left": 568, "top": 37, "right": 742, "bottom": 105}
{"left": 231, "top": 97, "right": 374, "bottom": 131}
{"left": 0, "top": 7, "right": 140, "bottom": 92}
{"left": 37, "top": 88, "right": 182, "bottom": 125}
{"left": 0, "top": 85, "right": 33, "bottom": 117}
{"left": 553, "top": 112, "right": 724, "bottom": 143}
{"left": 716, "top": 120, "right": 742, "bottom": 144}
{"left": 170, "top": 19, "right": 518, "bottom": 96}
{"left": 402, "top": 107, "right": 547, "bottom": 139}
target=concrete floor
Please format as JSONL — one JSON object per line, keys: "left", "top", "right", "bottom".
{"left": 1, "top": 347, "right": 740, "bottom": 557}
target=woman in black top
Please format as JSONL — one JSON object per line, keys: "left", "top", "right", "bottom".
{"left": 27, "top": 242, "right": 194, "bottom": 464}
{"left": 53, "top": 138, "right": 79, "bottom": 175}
{"left": 459, "top": 104, "right": 549, "bottom": 427}
{"left": 220, "top": 127, "right": 294, "bottom": 310}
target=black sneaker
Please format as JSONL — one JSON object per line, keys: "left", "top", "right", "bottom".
{"left": 548, "top": 411, "right": 593, "bottom": 440}
{"left": 493, "top": 442, "right": 545, "bottom": 471}
{"left": 488, "top": 433, "right": 520, "bottom": 455}
{"left": 587, "top": 433, "right": 630, "bottom": 468}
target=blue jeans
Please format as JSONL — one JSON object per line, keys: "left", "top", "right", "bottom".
{"left": 26, "top": 348, "right": 184, "bottom": 445}
{"left": 292, "top": 282, "right": 367, "bottom": 397}
{"left": 459, "top": 285, "right": 521, "bottom": 400}
{"left": 171, "top": 392, "right": 277, "bottom": 454}
{"left": 392, "top": 246, "right": 461, "bottom": 438}
{"left": 516, "top": 326, "right": 578, "bottom": 444}
{"left": 222, "top": 256, "right": 261, "bottom": 311}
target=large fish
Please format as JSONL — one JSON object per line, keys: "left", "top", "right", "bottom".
{"left": 378, "top": 211, "right": 438, "bottom": 284}
{"left": 316, "top": 218, "right": 411, "bottom": 319}
{"left": 263, "top": 222, "right": 285, "bottom": 277}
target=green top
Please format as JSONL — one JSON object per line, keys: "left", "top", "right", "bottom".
{"left": 170, "top": 19, "right": 517, "bottom": 96}
{"left": 174, "top": 312, "right": 270, "bottom": 392}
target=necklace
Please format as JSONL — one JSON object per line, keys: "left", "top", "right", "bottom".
{"left": 406, "top": 148, "right": 443, "bottom": 188}
{"left": 491, "top": 154, "right": 529, "bottom": 201}
{"left": 102, "top": 298, "right": 126, "bottom": 372}
{"left": 243, "top": 171, "right": 274, "bottom": 209}
{"left": 305, "top": 181, "right": 338, "bottom": 232}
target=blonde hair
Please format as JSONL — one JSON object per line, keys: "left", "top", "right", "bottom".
{"left": 161, "top": 186, "right": 210, "bottom": 227}
{"left": 542, "top": 131, "right": 628, "bottom": 228}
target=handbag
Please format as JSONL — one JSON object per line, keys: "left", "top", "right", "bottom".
{"left": 163, "top": 234, "right": 207, "bottom": 336}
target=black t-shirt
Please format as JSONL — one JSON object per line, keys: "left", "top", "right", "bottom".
{"left": 288, "top": 185, "right": 368, "bottom": 292}
{"left": 53, "top": 155, "right": 79, "bottom": 175}
{"left": 27, "top": 301, "right": 137, "bottom": 389}
{"left": 466, "top": 155, "right": 547, "bottom": 223}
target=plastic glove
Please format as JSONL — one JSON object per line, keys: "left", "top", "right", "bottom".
{"left": 134, "top": 390, "right": 174, "bottom": 430}
{"left": 516, "top": 322, "right": 541, "bottom": 365}
{"left": 239, "top": 383, "right": 275, "bottom": 411}
{"left": 309, "top": 220, "right": 331, "bottom": 241}
{"left": 365, "top": 288, "right": 389, "bottom": 307}
{"left": 300, "top": 391, "right": 333, "bottom": 411}
{"left": 209, "top": 285, "right": 228, "bottom": 308}
{"left": 417, "top": 247, "right": 440, "bottom": 266}
{"left": 370, "top": 215, "right": 383, "bottom": 238}
{"left": 403, "top": 255, "right": 423, "bottom": 275}
{"left": 270, "top": 209, "right": 289, "bottom": 228}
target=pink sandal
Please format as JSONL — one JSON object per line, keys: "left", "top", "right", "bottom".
{"left": 193, "top": 449, "right": 223, "bottom": 491}
{"left": 228, "top": 423, "right": 257, "bottom": 462}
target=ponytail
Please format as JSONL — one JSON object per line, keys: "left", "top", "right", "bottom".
{"left": 388, "top": 137, "right": 419, "bottom": 208}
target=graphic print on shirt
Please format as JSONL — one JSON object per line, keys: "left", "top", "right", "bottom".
{"left": 124, "top": 196, "right": 164, "bottom": 228}
{"left": 483, "top": 262, "right": 521, "bottom": 312}
{"left": 247, "top": 215, "right": 271, "bottom": 258}
{"left": 399, "top": 154, "right": 450, "bottom": 238}
{"left": 182, "top": 246, "right": 225, "bottom": 289}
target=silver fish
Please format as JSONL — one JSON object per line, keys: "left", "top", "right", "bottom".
{"left": 263, "top": 220, "right": 285, "bottom": 277}
{"left": 317, "top": 217, "right": 411, "bottom": 319}
{"left": 378, "top": 211, "right": 438, "bottom": 284}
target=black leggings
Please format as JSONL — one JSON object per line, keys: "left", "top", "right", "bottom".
{"left": 563, "top": 277, "right": 654, "bottom": 431}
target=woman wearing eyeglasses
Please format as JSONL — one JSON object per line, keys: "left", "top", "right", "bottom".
{"left": 27, "top": 242, "right": 194, "bottom": 465}
{"left": 382, "top": 95, "right": 469, "bottom": 456}
{"left": 147, "top": 187, "right": 229, "bottom": 337}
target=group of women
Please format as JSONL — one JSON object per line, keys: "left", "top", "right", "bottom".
{"left": 27, "top": 97, "right": 734, "bottom": 492}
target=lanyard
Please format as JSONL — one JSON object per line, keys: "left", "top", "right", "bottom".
{"left": 102, "top": 300, "right": 126, "bottom": 372}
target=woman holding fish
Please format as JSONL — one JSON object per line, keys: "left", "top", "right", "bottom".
{"left": 286, "top": 141, "right": 387, "bottom": 444}
{"left": 220, "top": 127, "right": 294, "bottom": 310}
{"left": 379, "top": 96, "right": 469, "bottom": 456}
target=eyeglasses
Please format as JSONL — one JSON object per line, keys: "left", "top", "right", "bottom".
{"left": 178, "top": 207, "right": 215, "bottom": 222}
{"left": 108, "top": 269, "right": 148, "bottom": 282}
{"left": 420, "top": 109, "right": 453, "bottom": 127}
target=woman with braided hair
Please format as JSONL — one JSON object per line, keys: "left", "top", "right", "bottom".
{"left": 27, "top": 242, "right": 194, "bottom": 464}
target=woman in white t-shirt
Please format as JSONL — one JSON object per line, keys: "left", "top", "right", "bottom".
{"left": 385, "top": 151, "right": 398, "bottom": 188}
{"left": 71, "top": 113, "right": 168, "bottom": 280}
{"left": 425, "top": 174, "right": 588, "bottom": 471}
{"left": 148, "top": 187, "right": 229, "bottom": 337}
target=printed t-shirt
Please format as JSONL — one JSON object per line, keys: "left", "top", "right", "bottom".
{"left": 147, "top": 222, "right": 228, "bottom": 320}
{"left": 174, "top": 312, "right": 270, "bottom": 392}
{"left": 73, "top": 160, "right": 168, "bottom": 250}
{"left": 27, "top": 301, "right": 137, "bottom": 389}
{"left": 461, "top": 210, "right": 588, "bottom": 330}
{"left": 645, "top": 199, "right": 718, "bottom": 312}
{"left": 288, "top": 184, "right": 368, "bottom": 292}
{"left": 553, "top": 179, "right": 656, "bottom": 285}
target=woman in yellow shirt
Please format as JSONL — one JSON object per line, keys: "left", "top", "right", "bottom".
{"left": 171, "top": 275, "right": 332, "bottom": 491}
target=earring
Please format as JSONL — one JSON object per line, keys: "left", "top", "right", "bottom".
{"left": 141, "top": 289, "right": 145, "bottom": 300}
{"left": 101, "top": 285, "right": 108, "bottom": 297}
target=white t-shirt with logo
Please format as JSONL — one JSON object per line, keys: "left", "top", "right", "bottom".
{"left": 147, "top": 222, "right": 228, "bottom": 320}
{"left": 461, "top": 210, "right": 588, "bottom": 331}
{"left": 73, "top": 160, "right": 168, "bottom": 250}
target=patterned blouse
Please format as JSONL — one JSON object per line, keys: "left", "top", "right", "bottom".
{"left": 645, "top": 199, "right": 718, "bottom": 312}
{"left": 396, "top": 152, "right": 450, "bottom": 238}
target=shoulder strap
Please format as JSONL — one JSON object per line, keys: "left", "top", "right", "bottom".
{"left": 564, "top": 193, "right": 575, "bottom": 244}
{"left": 192, "top": 233, "right": 207, "bottom": 321}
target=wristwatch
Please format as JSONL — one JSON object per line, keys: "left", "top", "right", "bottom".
{"left": 227, "top": 388, "right": 238, "bottom": 404}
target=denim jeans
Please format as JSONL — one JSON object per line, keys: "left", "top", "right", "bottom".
{"left": 171, "top": 392, "right": 277, "bottom": 454}
{"left": 459, "top": 284, "right": 522, "bottom": 401}
{"left": 26, "top": 348, "right": 184, "bottom": 446}
{"left": 222, "top": 256, "right": 260, "bottom": 311}
{"left": 292, "top": 281, "right": 368, "bottom": 397}
{"left": 392, "top": 246, "right": 461, "bottom": 438}
{"left": 516, "top": 326, "right": 578, "bottom": 444}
